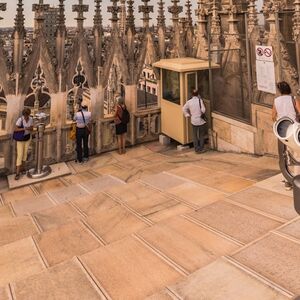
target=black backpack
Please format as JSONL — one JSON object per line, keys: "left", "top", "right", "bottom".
{"left": 121, "top": 106, "right": 130, "bottom": 124}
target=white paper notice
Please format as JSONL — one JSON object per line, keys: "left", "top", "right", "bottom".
{"left": 255, "top": 45, "right": 276, "bottom": 94}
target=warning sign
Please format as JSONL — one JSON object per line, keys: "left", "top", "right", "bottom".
{"left": 256, "top": 45, "right": 276, "bottom": 94}
{"left": 256, "top": 45, "right": 274, "bottom": 62}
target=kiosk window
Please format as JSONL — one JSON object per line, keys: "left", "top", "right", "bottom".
{"left": 197, "top": 70, "right": 210, "bottom": 100}
{"left": 162, "top": 70, "right": 180, "bottom": 105}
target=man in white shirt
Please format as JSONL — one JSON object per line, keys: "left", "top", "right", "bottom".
{"left": 183, "top": 89, "right": 207, "bottom": 153}
{"left": 74, "top": 105, "right": 92, "bottom": 163}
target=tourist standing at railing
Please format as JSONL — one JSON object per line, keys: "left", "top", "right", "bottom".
{"left": 13, "top": 108, "right": 33, "bottom": 180}
{"left": 114, "top": 96, "right": 130, "bottom": 155}
{"left": 183, "top": 89, "right": 207, "bottom": 154}
{"left": 74, "top": 105, "right": 92, "bottom": 164}
{"left": 272, "top": 81, "right": 300, "bottom": 190}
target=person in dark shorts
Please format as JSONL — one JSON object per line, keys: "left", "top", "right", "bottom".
{"left": 114, "top": 96, "right": 128, "bottom": 154}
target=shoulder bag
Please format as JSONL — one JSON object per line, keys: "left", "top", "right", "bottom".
{"left": 198, "top": 98, "right": 208, "bottom": 122}
{"left": 80, "top": 110, "right": 91, "bottom": 134}
{"left": 13, "top": 118, "right": 31, "bottom": 141}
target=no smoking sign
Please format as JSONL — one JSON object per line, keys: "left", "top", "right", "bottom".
{"left": 256, "top": 45, "right": 274, "bottom": 62}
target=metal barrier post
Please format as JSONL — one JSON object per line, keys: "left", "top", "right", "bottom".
{"left": 27, "top": 122, "right": 51, "bottom": 179}
{"left": 293, "top": 175, "right": 300, "bottom": 214}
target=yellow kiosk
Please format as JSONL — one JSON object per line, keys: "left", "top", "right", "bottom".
{"left": 153, "top": 57, "right": 219, "bottom": 145}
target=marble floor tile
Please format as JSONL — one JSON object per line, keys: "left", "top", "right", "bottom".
{"left": 81, "top": 237, "right": 183, "bottom": 299}
{"left": 33, "top": 178, "right": 66, "bottom": 194}
{"left": 62, "top": 171, "right": 98, "bottom": 185}
{"left": 32, "top": 203, "right": 81, "bottom": 232}
{"left": 166, "top": 182, "right": 225, "bottom": 208}
{"left": 72, "top": 192, "right": 118, "bottom": 216}
{"left": 229, "top": 187, "right": 298, "bottom": 220}
{"left": 2, "top": 186, "right": 36, "bottom": 203}
{"left": 86, "top": 205, "right": 149, "bottom": 244}
{"left": 35, "top": 221, "right": 101, "bottom": 266}
{"left": 116, "top": 158, "right": 152, "bottom": 169}
{"left": 0, "top": 237, "right": 45, "bottom": 286}
{"left": 233, "top": 233, "right": 300, "bottom": 295}
{"left": 111, "top": 145, "right": 153, "bottom": 161}
{"left": 168, "top": 259, "right": 289, "bottom": 300}
{"left": 12, "top": 260, "right": 104, "bottom": 300}
{"left": 145, "top": 290, "right": 176, "bottom": 300}
{"left": 139, "top": 216, "right": 238, "bottom": 273}
{"left": 189, "top": 201, "right": 282, "bottom": 244}
{"left": 105, "top": 181, "right": 159, "bottom": 203}
{"left": 142, "top": 173, "right": 186, "bottom": 191}
{"left": 48, "top": 184, "right": 89, "bottom": 204}
{"left": 142, "top": 162, "right": 179, "bottom": 174}
{"left": 277, "top": 219, "right": 300, "bottom": 241}
{"left": 81, "top": 175, "right": 125, "bottom": 193}
{"left": 112, "top": 167, "right": 154, "bottom": 183}
{"left": 0, "top": 204, "right": 14, "bottom": 219}
{"left": 11, "top": 194, "right": 55, "bottom": 216}
{"left": 0, "top": 216, "right": 38, "bottom": 247}
{"left": 141, "top": 152, "right": 171, "bottom": 164}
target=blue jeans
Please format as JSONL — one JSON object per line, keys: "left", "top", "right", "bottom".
{"left": 192, "top": 124, "right": 206, "bottom": 152}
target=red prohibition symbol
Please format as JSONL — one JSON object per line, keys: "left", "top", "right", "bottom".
{"left": 264, "top": 48, "right": 272, "bottom": 57}
{"left": 257, "top": 47, "right": 264, "bottom": 56}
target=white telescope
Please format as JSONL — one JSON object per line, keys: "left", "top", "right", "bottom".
{"left": 273, "top": 117, "right": 300, "bottom": 152}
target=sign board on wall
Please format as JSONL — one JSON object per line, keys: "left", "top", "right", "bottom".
{"left": 255, "top": 45, "right": 276, "bottom": 94}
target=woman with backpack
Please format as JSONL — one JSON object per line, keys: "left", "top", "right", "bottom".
{"left": 114, "top": 96, "right": 130, "bottom": 155}
{"left": 13, "top": 108, "right": 33, "bottom": 180}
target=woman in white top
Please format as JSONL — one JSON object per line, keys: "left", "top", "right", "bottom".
{"left": 272, "top": 81, "right": 300, "bottom": 122}
{"left": 14, "top": 108, "right": 33, "bottom": 180}
{"left": 272, "top": 81, "right": 300, "bottom": 190}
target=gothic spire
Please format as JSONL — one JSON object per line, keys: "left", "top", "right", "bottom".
{"left": 0, "top": 2, "right": 6, "bottom": 21}
{"left": 72, "top": 0, "right": 89, "bottom": 33}
{"left": 157, "top": 0, "right": 165, "bottom": 28}
{"left": 210, "top": 0, "right": 221, "bottom": 45}
{"left": 168, "top": 0, "right": 183, "bottom": 23}
{"left": 138, "top": 0, "right": 153, "bottom": 29}
{"left": 293, "top": 0, "right": 300, "bottom": 42}
{"left": 119, "top": 0, "right": 126, "bottom": 34}
{"left": 57, "top": 0, "right": 66, "bottom": 33}
{"left": 126, "top": 0, "right": 135, "bottom": 33}
{"left": 108, "top": 0, "right": 121, "bottom": 30}
{"left": 248, "top": 0, "right": 258, "bottom": 33}
{"left": 32, "top": 0, "right": 50, "bottom": 35}
{"left": 185, "top": 0, "right": 193, "bottom": 28}
{"left": 94, "top": 0, "right": 102, "bottom": 29}
{"left": 13, "top": 0, "right": 25, "bottom": 35}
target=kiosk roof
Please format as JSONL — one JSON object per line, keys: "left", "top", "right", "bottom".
{"left": 153, "top": 57, "right": 219, "bottom": 72}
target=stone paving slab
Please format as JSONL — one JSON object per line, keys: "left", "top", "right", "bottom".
{"left": 228, "top": 187, "right": 298, "bottom": 221}
{"left": 0, "top": 237, "right": 45, "bottom": 286}
{"left": 32, "top": 203, "right": 81, "bottom": 232}
{"left": 35, "top": 221, "right": 101, "bottom": 266}
{"left": 0, "top": 204, "right": 13, "bottom": 219}
{"left": 110, "top": 146, "right": 154, "bottom": 161}
{"left": 166, "top": 182, "right": 225, "bottom": 208}
{"left": 123, "top": 192, "right": 179, "bottom": 217}
{"left": 196, "top": 172, "right": 255, "bottom": 194}
{"left": 0, "top": 216, "right": 38, "bottom": 247}
{"left": 111, "top": 168, "right": 154, "bottom": 183}
{"left": 81, "top": 176, "right": 125, "bottom": 193}
{"left": 139, "top": 216, "right": 239, "bottom": 273}
{"left": 0, "top": 287, "right": 10, "bottom": 300}
{"left": 278, "top": 219, "right": 300, "bottom": 240}
{"left": 167, "top": 259, "right": 290, "bottom": 300}
{"left": 116, "top": 158, "right": 152, "bottom": 170}
{"left": 86, "top": 205, "right": 149, "bottom": 244}
{"left": 232, "top": 233, "right": 300, "bottom": 295}
{"left": 105, "top": 181, "right": 159, "bottom": 203}
{"left": 145, "top": 290, "right": 175, "bottom": 300}
{"left": 255, "top": 174, "right": 292, "bottom": 197}
{"left": 11, "top": 194, "right": 55, "bottom": 216}
{"left": 7, "top": 162, "right": 71, "bottom": 190}
{"left": 189, "top": 201, "right": 282, "bottom": 244}
{"left": 72, "top": 192, "right": 118, "bottom": 216}
{"left": 12, "top": 259, "right": 104, "bottom": 300}
{"left": 81, "top": 236, "right": 183, "bottom": 299}
{"left": 62, "top": 171, "right": 98, "bottom": 185}
{"left": 48, "top": 184, "right": 89, "bottom": 204}
{"left": 142, "top": 173, "right": 186, "bottom": 191}
{"left": 142, "top": 162, "right": 179, "bottom": 174}
{"left": 2, "top": 186, "right": 36, "bottom": 203}
{"left": 33, "top": 178, "right": 67, "bottom": 195}
{"left": 146, "top": 203, "right": 193, "bottom": 223}
{"left": 92, "top": 164, "right": 125, "bottom": 177}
